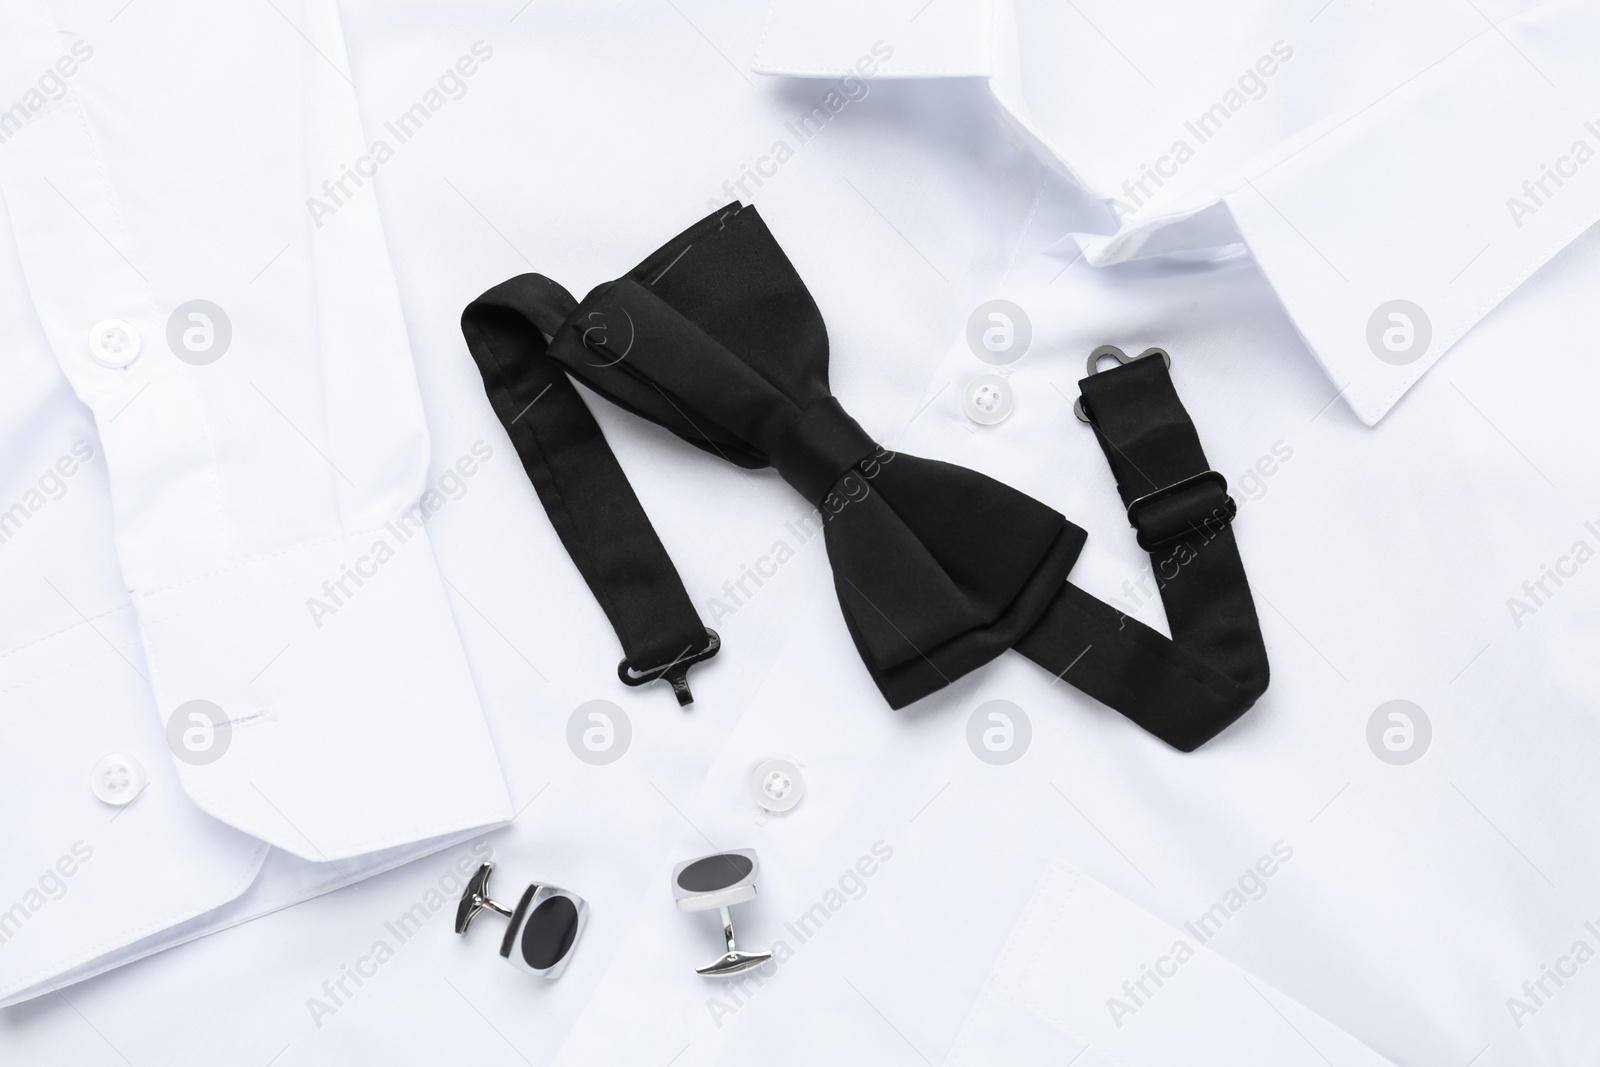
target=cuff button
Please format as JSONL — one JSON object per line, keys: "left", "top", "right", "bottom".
{"left": 88, "top": 319, "right": 141, "bottom": 369}
{"left": 91, "top": 753, "right": 146, "bottom": 806}
{"left": 963, "top": 374, "right": 1014, "bottom": 425}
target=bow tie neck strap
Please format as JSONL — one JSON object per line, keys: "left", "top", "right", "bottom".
{"left": 462, "top": 274, "right": 717, "bottom": 705}
{"left": 1016, "top": 349, "right": 1270, "bottom": 750}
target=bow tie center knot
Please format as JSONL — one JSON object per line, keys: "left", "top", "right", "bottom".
{"left": 767, "top": 397, "right": 878, "bottom": 505}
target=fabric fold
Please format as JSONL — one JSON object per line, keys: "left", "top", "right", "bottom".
{"left": 753, "top": 0, "right": 1600, "bottom": 424}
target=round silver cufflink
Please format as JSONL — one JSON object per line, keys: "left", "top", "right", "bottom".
{"left": 455, "top": 862, "right": 588, "bottom": 979}
{"left": 671, "top": 848, "right": 773, "bottom": 977}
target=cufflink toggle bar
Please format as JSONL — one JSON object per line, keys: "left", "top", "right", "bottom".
{"left": 456, "top": 862, "right": 588, "bottom": 979}
{"left": 671, "top": 848, "right": 773, "bottom": 977}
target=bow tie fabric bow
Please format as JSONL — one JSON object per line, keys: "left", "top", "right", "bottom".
{"left": 462, "top": 204, "right": 1268, "bottom": 751}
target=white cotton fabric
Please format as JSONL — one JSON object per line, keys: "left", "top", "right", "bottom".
{"left": 2, "top": 2, "right": 1598, "bottom": 1065}
{"left": 757, "top": 0, "right": 1600, "bottom": 426}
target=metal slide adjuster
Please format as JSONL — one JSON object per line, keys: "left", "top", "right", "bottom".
{"left": 1125, "top": 470, "right": 1236, "bottom": 551}
{"left": 1074, "top": 345, "right": 1171, "bottom": 424}
{"left": 455, "top": 863, "right": 589, "bottom": 979}
{"left": 618, "top": 627, "right": 721, "bottom": 706}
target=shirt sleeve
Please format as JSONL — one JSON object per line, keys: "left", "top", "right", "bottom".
{"left": 0, "top": 1, "right": 511, "bottom": 859}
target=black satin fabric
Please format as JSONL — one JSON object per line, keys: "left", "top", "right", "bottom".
{"left": 463, "top": 204, "right": 1268, "bottom": 749}
{"left": 467, "top": 205, "right": 1085, "bottom": 709}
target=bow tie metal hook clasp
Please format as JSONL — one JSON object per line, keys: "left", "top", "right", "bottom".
{"left": 617, "top": 627, "right": 721, "bottom": 706}
{"left": 1073, "top": 345, "right": 1170, "bottom": 424}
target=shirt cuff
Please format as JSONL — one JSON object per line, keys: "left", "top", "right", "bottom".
{"left": 135, "top": 524, "right": 511, "bottom": 861}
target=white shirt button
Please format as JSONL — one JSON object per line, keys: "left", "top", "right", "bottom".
{"left": 963, "top": 374, "right": 1014, "bottom": 425}
{"left": 91, "top": 753, "right": 147, "bottom": 806}
{"left": 88, "top": 319, "right": 141, "bottom": 368}
{"left": 750, "top": 759, "right": 804, "bottom": 813}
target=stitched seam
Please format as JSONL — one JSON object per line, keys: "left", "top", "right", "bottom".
{"left": 1000, "top": 172, "right": 1047, "bottom": 288}
{"left": 752, "top": 0, "right": 782, "bottom": 67}
{"left": 0, "top": 641, "right": 143, "bottom": 698}
{"left": 0, "top": 603, "right": 131, "bottom": 664}
{"left": 39, "top": 0, "right": 239, "bottom": 592}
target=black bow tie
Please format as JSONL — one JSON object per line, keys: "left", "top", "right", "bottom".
{"left": 463, "top": 204, "right": 1268, "bottom": 751}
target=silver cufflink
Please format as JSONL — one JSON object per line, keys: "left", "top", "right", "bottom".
{"left": 455, "top": 862, "right": 588, "bottom": 979}
{"left": 671, "top": 848, "right": 773, "bottom": 977}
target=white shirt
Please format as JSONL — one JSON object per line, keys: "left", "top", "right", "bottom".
{"left": 2, "top": 1, "right": 1598, "bottom": 1064}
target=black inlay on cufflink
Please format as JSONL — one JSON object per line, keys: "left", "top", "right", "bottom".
{"left": 671, "top": 847, "right": 772, "bottom": 977}
{"left": 456, "top": 862, "right": 587, "bottom": 979}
